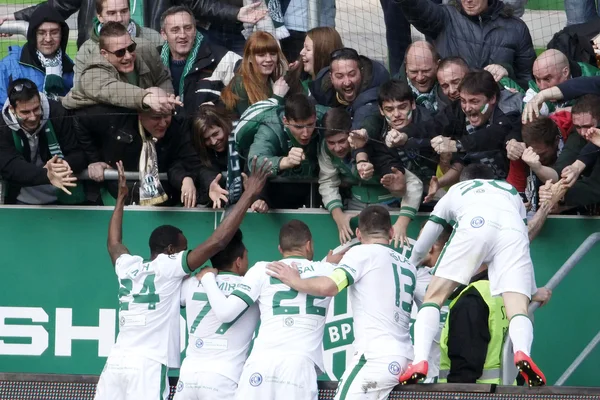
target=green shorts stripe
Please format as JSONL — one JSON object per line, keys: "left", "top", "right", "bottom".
{"left": 160, "top": 364, "right": 167, "bottom": 400}
{"left": 338, "top": 354, "right": 367, "bottom": 399}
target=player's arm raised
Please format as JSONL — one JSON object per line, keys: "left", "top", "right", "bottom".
{"left": 107, "top": 161, "right": 131, "bottom": 265}
{"left": 186, "top": 157, "right": 271, "bottom": 272}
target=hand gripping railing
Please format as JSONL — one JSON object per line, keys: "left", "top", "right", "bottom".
{"left": 501, "top": 232, "right": 600, "bottom": 385}
{"left": 0, "top": 21, "right": 29, "bottom": 37}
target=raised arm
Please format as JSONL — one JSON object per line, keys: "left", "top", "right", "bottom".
{"left": 185, "top": 157, "right": 271, "bottom": 271}
{"left": 395, "top": 0, "right": 447, "bottom": 39}
{"left": 107, "top": 161, "right": 130, "bottom": 265}
{"left": 409, "top": 219, "right": 445, "bottom": 266}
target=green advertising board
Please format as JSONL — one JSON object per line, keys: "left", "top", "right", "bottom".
{"left": 1, "top": 207, "right": 599, "bottom": 387}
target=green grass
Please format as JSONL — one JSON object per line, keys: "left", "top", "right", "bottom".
{"left": 0, "top": 39, "right": 77, "bottom": 59}
{"left": 526, "top": 0, "right": 565, "bottom": 11}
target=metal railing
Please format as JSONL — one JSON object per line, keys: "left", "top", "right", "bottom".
{"left": 0, "top": 21, "right": 29, "bottom": 37}
{"left": 501, "top": 232, "right": 600, "bottom": 385}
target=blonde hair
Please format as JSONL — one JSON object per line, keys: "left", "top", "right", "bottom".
{"left": 221, "top": 31, "right": 287, "bottom": 111}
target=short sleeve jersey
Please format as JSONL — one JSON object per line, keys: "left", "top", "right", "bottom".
{"left": 230, "top": 258, "right": 334, "bottom": 371}
{"left": 111, "top": 251, "right": 190, "bottom": 368}
{"left": 429, "top": 179, "right": 527, "bottom": 230}
{"left": 337, "top": 244, "right": 417, "bottom": 359}
{"left": 180, "top": 272, "right": 259, "bottom": 382}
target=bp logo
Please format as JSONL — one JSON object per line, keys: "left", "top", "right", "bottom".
{"left": 177, "top": 381, "right": 184, "bottom": 392}
{"left": 249, "top": 373, "right": 263, "bottom": 387}
{"left": 195, "top": 339, "right": 204, "bottom": 349}
{"left": 284, "top": 317, "right": 294, "bottom": 327}
{"left": 388, "top": 361, "right": 401, "bottom": 375}
{"left": 470, "top": 216, "right": 485, "bottom": 228}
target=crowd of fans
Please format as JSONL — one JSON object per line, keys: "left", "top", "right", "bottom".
{"left": 0, "top": 0, "right": 599, "bottom": 244}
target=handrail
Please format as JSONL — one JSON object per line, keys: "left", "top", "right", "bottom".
{"left": 0, "top": 21, "right": 29, "bottom": 37}
{"left": 501, "top": 232, "right": 600, "bottom": 384}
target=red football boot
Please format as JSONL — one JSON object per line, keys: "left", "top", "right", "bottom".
{"left": 515, "top": 351, "right": 546, "bottom": 387}
{"left": 398, "top": 360, "right": 428, "bottom": 385}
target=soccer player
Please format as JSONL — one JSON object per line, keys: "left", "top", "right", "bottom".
{"left": 94, "top": 158, "right": 270, "bottom": 400}
{"left": 399, "top": 163, "right": 546, "bottom": 387}
{"left": 196, "top": 220, "right": 341, "bottom": 400}
{"left": 175, "top": 229, "right": 259, "bottom": 399}
{"left": 267, "top": 206, "right": 417, "bottom": 400}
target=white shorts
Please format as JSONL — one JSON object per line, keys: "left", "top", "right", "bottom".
{"left": 433, "top": 221, "right": 536, "bottom": 298}
{"left": 235, "top": 354, "right": 318, "bottom": 400}
{"left": 334, "top": 354, "right": 410, "bottom": 400}
{"left": 94, "top": 354, "right": 169, "bottom": 400}
{"left": 173, "top": 371, "right": 237, "bottom": 400}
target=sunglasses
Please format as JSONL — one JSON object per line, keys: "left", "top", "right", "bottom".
{"left": 330, "top": 47, "right": 360, "bottom": 62}
{"left": 106, "top": 42, "right": 137, "bottom": 58}
{"left": 9, "top": 81, "right": 34, "bottom": 96}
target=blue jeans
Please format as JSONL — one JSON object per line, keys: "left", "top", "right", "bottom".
{"left": 565, "top": 0, "right": 599, "bottom": 25}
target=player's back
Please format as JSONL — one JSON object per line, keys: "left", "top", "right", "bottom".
{"left": 180, "top": 273, "right": 259, "bottom": 382}
{"left": 443, "top": 179, "right": 526, "bottom": 227}
{"left": 340, "top": 244, "right": 416, "bottom": 359}
{"left": 112, "top": 252, "right": 189, "bottom": 368}
{"left": 250, "top": 258, "right": 333, "bottom": 370}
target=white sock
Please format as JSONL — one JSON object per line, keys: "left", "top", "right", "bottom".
{"left": 413, "top": 305, "right": 440, "bottom": 364}
{"left": 509, "top": 314, "right": 533, "bottom": 357}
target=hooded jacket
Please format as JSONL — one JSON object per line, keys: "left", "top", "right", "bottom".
{"left": 0, "top": 4, "right": 74, "bottom": 105}
{"left": 0, "top": 93, "right": 86, "bottom": 204}
{"left": 395, "top": 0, "right": 536, "bottom": 88}
{"left": 311, "top": 56, "right": 391, "bottom": 130}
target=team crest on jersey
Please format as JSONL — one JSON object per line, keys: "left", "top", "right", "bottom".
{"left": 394, "top": 311, "right": 400, "bottom": 323}
{"left": 388, "top": 361, "right": 401, "bottom": 375}
{"left": 470, "top": 217, "right": 485, "bottom": 228}
{"left": 119, "top": 316, "right": 126, "bottom": 327}
{"left": 249, "top": 373, "right": 263, "bottom": 386}
{"left": 195, "top": 339, "right": 204, "bottom": 349}
{"left": 284, "top": 317, "right": 295, "bottom": 327}
{"left": 177, "top": 381, "right": 184, "bottom": 392}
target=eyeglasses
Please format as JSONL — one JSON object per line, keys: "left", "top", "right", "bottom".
{"left": 9, "top": 81, "right": 34, "bottom": 96}
{"left": 105, "top": 42, "right": 137, "bottom": 58}
{"left": 330, "top": 48, "right": 360, "bottom": 62}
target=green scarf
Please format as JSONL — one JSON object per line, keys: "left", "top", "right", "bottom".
{"left": 160, "top": 32, "right": 204, "bottom": 103}
{"left": 128, "top": 0, "right": 144, "bottom": 27}
{"left": 408, "top": 80, "right": 438, "bottom": 112}
{"left": 12, "top": 122, "right": 85, "bottom": 204}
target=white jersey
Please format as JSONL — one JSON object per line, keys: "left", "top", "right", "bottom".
{"left": 111, "top": 251, "right": 190, "bottom": 367}
{"left": 337, "top": 244, "right": 417, "bottom": 359}
{"left": 180, "top": 272, "right": 259, "bottom": 383}
{"left": 231, "top": 258, "right": 333, "bottom": 371}
{"left": 430, "top": 179, "right": 527, "bottom": 231}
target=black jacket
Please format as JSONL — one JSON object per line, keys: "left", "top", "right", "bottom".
{"left": 0, "top": 99, "right": 86, "bottom": 203}
{"left": 19, "top": 3, "right": 74, "bottom": 82}
{"left": 16, "top": 0, "right": 240, "bottom": 49}
{"left": 75, "top": 105, "right": 201, "bottom": 203}
{"left": 396, "top": 0, "right": 536, "bottom": 87}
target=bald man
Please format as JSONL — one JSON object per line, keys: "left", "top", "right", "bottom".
{"left": 404, "top": 41, "right": 441, "bottom": 112}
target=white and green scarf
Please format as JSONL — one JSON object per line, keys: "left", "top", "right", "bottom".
{"left": 160, "top": 32, "right": 203, "bottom": 103}
{"left": 138, "top": 120, "right": 168, "bottom": 206}
{"left": 408, "top": 80, "right": 438, "bottom": 112}
{"left": 37, "top": 49, "right": 64, "bottom": 101}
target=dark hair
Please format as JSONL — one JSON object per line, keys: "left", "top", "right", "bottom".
{"left": 522, "top": 116, "right": 560, "bottom": 147}
{"left": 160, "top": 5, "right": 194, "bottom": 30}
{"left": 279, "top": 220, "right": 312, "bottom": 252}
{"left": 377, "top": 79, "right": 414, "bottom": 107}
{"left": 323, "top": 108, "right": 352, "bottom": 138}
{"left": 438, "top": 56, "right": 469, "bottom": 73}
{"left": 330, "top": 47, "right": 360, "bottom": 64}
{"left": 192, "top": 105, "right": 234, "bottom": 168}
{"left": 358, "top": 205, "right": 391, "bottom": 236}
{"left": 571, "top": 94, "right": 600, "bottom": 121}
{"left": 149, "top": 225, "right": 183, "bottom": 255}
{"left": 284, "top": 93, "right": 316, "bottom": 121}
{"left": 419, "top": 220, "right": 453, "bottom": 246}
{"left": 458, "top": 70, "right": 500, "bottom": 100}
{"left": 96, "top": 0, "right": 129, "bottom": 16}
{"left": 7, "top": 78, "right": 39, "bottom": 108}
{"left": 99, "top": 21, "right": 128, "bottom": 50}
{"left": 210, "top": 229, "right": 246, "bottom": 270}
{"left": 459, "top": 163, "right": 496, "bottom": 181}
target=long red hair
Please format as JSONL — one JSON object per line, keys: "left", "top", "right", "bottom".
{"left": 221, "top": 31, "right": 287, "bottom": 111}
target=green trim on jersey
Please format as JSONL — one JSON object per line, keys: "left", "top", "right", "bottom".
{"left": 160, "top": 364, "right": 167, "bottom": 400}
{"left": 337, "top": 267, "right": 355, "bottom": 286}
{"left": 428, "top": 215, "right": 450, "bottom": 229}
{"left": 231, "top": 290, "right": 254, "bottom": 307}
{"left": 182, "top": 250, "right": 192, "bottom": 274}
{"left": 338, "top": 354, "right": 367, "bottom": 399}
{"left": 523, "top": 218, "right": 528, "bottom": 226}
{"left": 420, "top": 302, "right": 441, "bottom": 311}
{"left": 432, "top": 224, "right": 458, "bottom": 276}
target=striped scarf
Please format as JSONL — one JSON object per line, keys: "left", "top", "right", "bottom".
{"left": 160, "top": 32, "right": 204, "bottom": 103}
{"left": 408, "top": 80, "right": 438, "bottom": 112}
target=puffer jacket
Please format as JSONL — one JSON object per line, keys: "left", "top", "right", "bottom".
{"left": 0, "top": 3, "right": 74, "bottom": 105}
{"left": 15, "top": 0, "right": 241, "bottom": 49}
{"left": 396, "top": 0, "right": 536, "bottom": 88}
{"left": 311, "top": 55, "right": 390, "bottom": 130}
